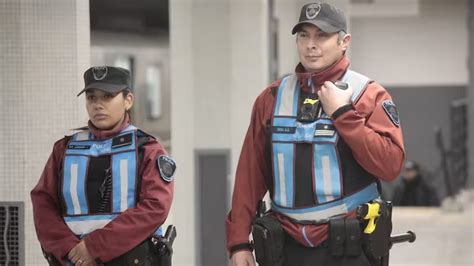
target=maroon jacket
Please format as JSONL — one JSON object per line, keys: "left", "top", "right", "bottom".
{"left": 226, "top": 56, "right": 405, "bottom": 254}
{"left": 31, "top": 115, "right": 174, "bottom": 264}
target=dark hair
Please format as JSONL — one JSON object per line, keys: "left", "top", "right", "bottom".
{"left": 121, "top": 89, "right": 132, "bottom": 97}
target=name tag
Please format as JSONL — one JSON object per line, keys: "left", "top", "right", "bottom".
{"left": 272, "top": 126, "right": 296, "bottom": 134}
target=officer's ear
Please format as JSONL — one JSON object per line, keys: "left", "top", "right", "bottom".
{"left": 340, "top": 32, "right": 351, "bottom": 52}
{"left": 124, "top": 91, "right": 134, "bottom": 111}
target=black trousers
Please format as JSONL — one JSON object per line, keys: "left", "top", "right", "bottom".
{"left": 283, "top": 235, "right": 372, "bottom": 266}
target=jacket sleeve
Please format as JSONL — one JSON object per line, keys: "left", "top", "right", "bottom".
{"left": 225, "top": 86, "right": 276, "bottom": 254}
{"left": 84, "top": 138, "right": 175, "bottom": 262}
{"left": 31, "top": 138, "right": 81, "bottom": 265}
{"left": 332, "top": 82, "right": 405, "bottom": 181}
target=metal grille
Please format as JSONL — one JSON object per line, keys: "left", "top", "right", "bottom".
{"left": 0, "top": 202, "right": 24, "bottom": 266}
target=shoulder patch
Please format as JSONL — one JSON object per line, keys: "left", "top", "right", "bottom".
{"left": 382, "top": 100, "right": 400, "bottom": 127}
{"left": 157, "top": 155, "right": 176, "bottom": 182}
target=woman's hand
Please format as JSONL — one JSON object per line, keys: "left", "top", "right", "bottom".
{"left": 231, "top": 250, "right": 256, "bottom": 266}
{"left": 68, "top": 241, "right": 97, "bottom": 266}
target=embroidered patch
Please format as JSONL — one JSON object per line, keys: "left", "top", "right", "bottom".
{"left": 92, "top": 66, "right": 108, "bottom": 80}
{"left": 314, "top": 124, "right": 336, "bottom": 137}
{"left": 382, "top": 100, "right": 400, "bottom": 127}
{"left": 111, "top": 133, "right": 133, "bottom": 149}
{"left": 306, "top": 3, "right": 321, "bottom": 19}
{"left": 157, "top": 155, "right": 176, "bottom": 182}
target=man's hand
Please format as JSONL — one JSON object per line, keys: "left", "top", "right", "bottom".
{"left": 231, "top": 250, "right": 256, "bottom": 266}
{"left": 68, "top": 241, "right": 97, "bottom": 266}
{"left": 318, "top": 81, "right": 354, "bottom": 117}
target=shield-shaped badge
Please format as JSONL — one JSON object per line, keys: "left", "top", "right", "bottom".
{"left": 382, "top": 100, "right": 400, "bottom": 127}
{"left": 157, "top": 155, "right": 176, "bottom": 183}
{"left": 92, "top": 66, "right": 108, "bottom": 81}
{"left": 306, "top": 3, "right": 321, "bottom": 20}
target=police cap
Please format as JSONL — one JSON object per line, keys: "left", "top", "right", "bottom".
{"left": 77, "top": 66, "right": 131, "bottom": 96}
{"left": 292, "top": 2, "right": 347, "bottom": 34}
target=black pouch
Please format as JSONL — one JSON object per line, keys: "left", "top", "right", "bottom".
{"left": 252, "top": 214, "right": 285, "bottom": 266}
{"left": 105, "top": 240, "right": 152, "bottom": 266}
{"left": 345, "top": 218, "right": 362, "bottom": 256}
{"left": 329, "top": 218, "right": 345, "bottom": 256}
{"left": 362, "top": 201, "right": 393, "bottom": 261}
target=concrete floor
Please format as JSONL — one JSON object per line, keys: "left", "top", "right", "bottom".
{"left": 389, "top": 191, "right": 474, "bottom": 266}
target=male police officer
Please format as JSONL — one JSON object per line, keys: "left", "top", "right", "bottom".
{"left": 226, "top": 2, "right": 404, "bottom": 266}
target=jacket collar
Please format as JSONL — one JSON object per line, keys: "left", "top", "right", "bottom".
{"left": 295, "top": 55, "right": 349, "bottom": 92}
{"left": 87, "top": 113, "right": 131, "bottom": 140}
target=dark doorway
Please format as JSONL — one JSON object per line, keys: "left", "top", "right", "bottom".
{"left": 196, "top": 150, "right": 229, "bottom": 266}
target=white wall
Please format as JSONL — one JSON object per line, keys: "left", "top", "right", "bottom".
{"left": 350, "top": 0, "right": 468, "bottom": 86}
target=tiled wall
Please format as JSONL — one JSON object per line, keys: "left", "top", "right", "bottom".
{"left": 0, "top": 0, "right": 90, "bottom": 264}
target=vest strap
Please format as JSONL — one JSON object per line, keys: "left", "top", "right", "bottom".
{"left": 271, "top": 183, "right": 379, "bottom": 223}
{"left": 341, "top": 70, "right": 371, "bottom": 103}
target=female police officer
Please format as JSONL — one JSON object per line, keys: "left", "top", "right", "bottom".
{"left": 31, "top": 66, "right": 175, "bottom": 265}
{"left": 226, "top": 2, "right": 404, "bottom": 266}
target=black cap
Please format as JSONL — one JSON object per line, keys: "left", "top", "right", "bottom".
{"left": 292, "top": 2, "right": 347, "bottom": 34}
{"left": 77, "top": 66, "right": 131, "bottom": 96}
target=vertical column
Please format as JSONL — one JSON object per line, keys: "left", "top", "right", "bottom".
{"left": 170, "top": 0, "right": 197, "bottom": 265}
{"left": 170, "top": 0, "right": 269, "bottom": 264}
{"left": 0, "top": 0, "right": 90, "bottom": 263}
{"left": 469, "top": 0, "right": 474, "bottom": 188}
{"left": 229, "top": 0, "right": 269, "bottom": 184}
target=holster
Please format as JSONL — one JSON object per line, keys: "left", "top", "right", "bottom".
{"left": 362, "top": 201, "right": 393, "bottom": 261}
{"left": 151, "top": 238, "right": 173, "bottom": 266}
{"left": 252, "top": 214, "right": 285, "bottom": 266}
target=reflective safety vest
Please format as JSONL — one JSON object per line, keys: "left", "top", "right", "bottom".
{"left": 61, "top": 125, "right": 161, "bottom": 237}
{"left": 270, "top": 70, "right": 380, "bottom": 223}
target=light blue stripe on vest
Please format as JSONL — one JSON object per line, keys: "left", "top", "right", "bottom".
{"left": 273, "top": 117, "right": 296, "bottom": 127}
{"left": 64, "top": 214, "right": 117, "bottom": 222}
{"left": 274, "top": 75, "right": 300, "bottom": 117}
{"left": 112, "top": 151, "right": 137, "bottom": 212}
{"left": 271, "top": 183, "right": 379, "bottom": 222}
{"left": 272, "top": 143, "right": 294, "bottom": 207}
{"left": 63, "top": 156, "right": 89, "bottom": 215}
{"left": 64, "top": 214, "right": 118, "bottom": 236}
{"left": 341, "top": 70, "right": 370, "bottom": 103}
{"left": 314, "top": 143, "right": 341, "bottom": 203}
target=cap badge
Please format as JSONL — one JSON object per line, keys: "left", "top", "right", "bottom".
{"left": 92, "top": 66, "right": 108, "bottom": 81}
{"left": 306, "top": 3, "right": 321, "bottom": 20}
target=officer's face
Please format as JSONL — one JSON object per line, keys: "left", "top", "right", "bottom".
{"left": 296, "top": 24, "right": 350, "bottom": 73}
{"left": 85, "top": 89, "right": 133, "bottom": 130}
